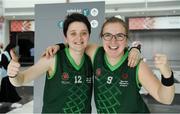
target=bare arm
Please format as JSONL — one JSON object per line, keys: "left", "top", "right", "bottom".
{"left": 42, "top": 42, "right": 140, "bottom": 67}
{"left": 138, "top": 54, "right": 175, "bottom": 104}
{"left": 43, "top": 43, "right": 99, "bottom": 62}
{"left": 85, "top": 43, "right": 99, "bottom": 61}
{"left": 8, "top": 50, "right": 55, "bottom": 86}
{"left": 42, "top": 45, "right": 60, "bottom": 58}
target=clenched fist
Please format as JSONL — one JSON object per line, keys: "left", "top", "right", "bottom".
{"left": 154, "top": 54, "right": 172, "bottom": 78}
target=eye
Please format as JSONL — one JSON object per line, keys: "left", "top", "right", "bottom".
{"left": 103, "top": 33, "right": 112, "bottom": 37}
{"left": 116, "top": 33, "right": 126, "bottom": 38}
{"left": 81, "top": 31, "right": 88, "bottom": 36}
{"left": 116, "top": 34, "right": 123, "bottom": 38}
{"left": 70, "top": 32, "right": 76, "bottom": 37}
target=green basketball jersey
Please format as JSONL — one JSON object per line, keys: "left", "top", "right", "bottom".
{"left": 93, "top": 47, "right": 149, "bottom": 113}
{"left": 42, "top": 48, "right": 93, "bottom": 113}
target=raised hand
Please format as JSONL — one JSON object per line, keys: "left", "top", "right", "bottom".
{"left": 154, "top": 53, "right": 172, "bottom": 78}
{"left": 41, "top": 45, "right": 60, "bottom": 58}
{"left": 7, "top": 49, "right": 20, "bottom": 77}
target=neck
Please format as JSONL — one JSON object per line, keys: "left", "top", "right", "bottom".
{"left": 106, "top": 52, "right": 124, "bottom": 66}
{"left": 69, "top": 48, "right": 84, "bottom": 65}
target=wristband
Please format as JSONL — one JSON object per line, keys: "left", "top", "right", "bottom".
{"left": 56, "top": 43, "right": 65, "bottom": 50}
{"left": 131, "top": 41, "right": 142, "bottom": 53}
{"left": 129, "top": 46, "right": 141, "bottom": 53}
{"left": 161, "top": 71, "right": 174, "bottom": 86}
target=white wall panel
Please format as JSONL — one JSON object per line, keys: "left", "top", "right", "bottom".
{"left": 4, "top": 0, "right": 66, "bottom": 8}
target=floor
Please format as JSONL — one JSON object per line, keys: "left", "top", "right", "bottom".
{"left": 0, "top": 86, "right": 33, "bottom": 113}
{"left": 143, "top": 94, "right": 180, "bottom": 113}
{"left": 0, "top": 70, "right": 180, "bottom": 113}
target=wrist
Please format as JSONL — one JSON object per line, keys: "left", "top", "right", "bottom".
{"left": 56, "top": 43, "right": 65, "bottom": 50}
{"left": 161, "top": 71, "right": 174, "bottom": 87}
{"left": 56, "top": 45, "right": 60, "bottom": 50}
{"left": 130, "top": 41, "right": 142, "bottom": 53}
{"left": 160, "top": 67, "right": 172, "bottom": 78}
{"left": 129, "top": 47, "right": 141, "bottom": 53}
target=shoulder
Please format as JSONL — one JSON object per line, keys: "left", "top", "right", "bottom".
{"left": 139, "top": 60, "right": 149, "bottom": 69}
{"left": 138, "top": 60, "right": 153, "bottom": 81}
{"left": 84, "top": 53, "right": 92, "bottom": 63}
{"left": 85, "top": 44, "right": 100, "bottom": 60}
{"left": 95, "top": 46, "right": 104, "bottom": 56}
{"left": 138, "top": 60, "right": 149, "bottom": 72}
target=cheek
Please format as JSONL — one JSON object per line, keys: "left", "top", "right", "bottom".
{"left": 119, "top": 40, "right": 127, "bottom": 47}
{"left": 84, "top": 37, "right": 89, "bottom": 43}
{"left": 84, "top": 37, "right": 89, "bottom": 41}
{"left": 121, "top": 42, "right": 127, "bottom": 47}
{"left": 102, "top": 41, "right": 109, "bottom": 50}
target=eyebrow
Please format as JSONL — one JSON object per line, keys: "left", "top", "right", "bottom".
{"left": 69, "top": 29, "right": 88, "bottom": 32}
{"left": 104, "top": 32, "right": 126, "bottom": 34}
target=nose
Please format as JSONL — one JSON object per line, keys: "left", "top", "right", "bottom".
{"left": 76, "top": 34, "right": 83, "bottom": 41}
{"left": 111, "top": 35, "right": 117, "bottom": 42}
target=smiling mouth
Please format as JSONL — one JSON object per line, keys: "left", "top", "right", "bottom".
{"left": 109, "top": 46, "right": 119, "bottom": 50}
{"left": 74, "top": 42, "right": 84, "bottom": 45}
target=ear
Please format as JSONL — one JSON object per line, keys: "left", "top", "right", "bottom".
{"left": 64, "top": 37, "right": 68, "bottom": 43}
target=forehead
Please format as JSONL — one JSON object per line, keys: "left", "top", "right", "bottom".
{"left": 103, "top": 22, "right": 126, "bottom": 33}
{"left": 68, "top": 21, "right": 88, "bottom": 31}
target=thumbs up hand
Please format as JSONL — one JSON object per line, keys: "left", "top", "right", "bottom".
{"left": 7, "top": 49, "right": 21, "bottom": 77}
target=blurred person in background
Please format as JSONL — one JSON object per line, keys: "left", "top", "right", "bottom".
{"left": 0, "top": 42, "right": 22, "bottom": 108}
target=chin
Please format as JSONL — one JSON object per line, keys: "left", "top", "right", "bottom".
{"left": 110, "top": 54, "right": 120, "bottom": 58}
{"left": 106, "top": 51, "right": 117, "bottom": 57}
{"left": 107, "top": 49, "right": 123, "bottom": 58}
{"left": 76, "top": 48, "right": 86, "bottom": 52}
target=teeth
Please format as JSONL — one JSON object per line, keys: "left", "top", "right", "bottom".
{"left": 75, "top": 42, "right": 83, "bottom": 45}
{"left": 109, "top": 46, "right": 118, "bottom": 50}
{"left": 111, "top": 46, "right": 117, "bottom": 49}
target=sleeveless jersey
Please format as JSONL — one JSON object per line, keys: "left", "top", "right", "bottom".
{"left": 42, "top": 48, "right": 93, "bottom": 113}
{"left": 93, "top": 47, "right": 149, "bottom": 113}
